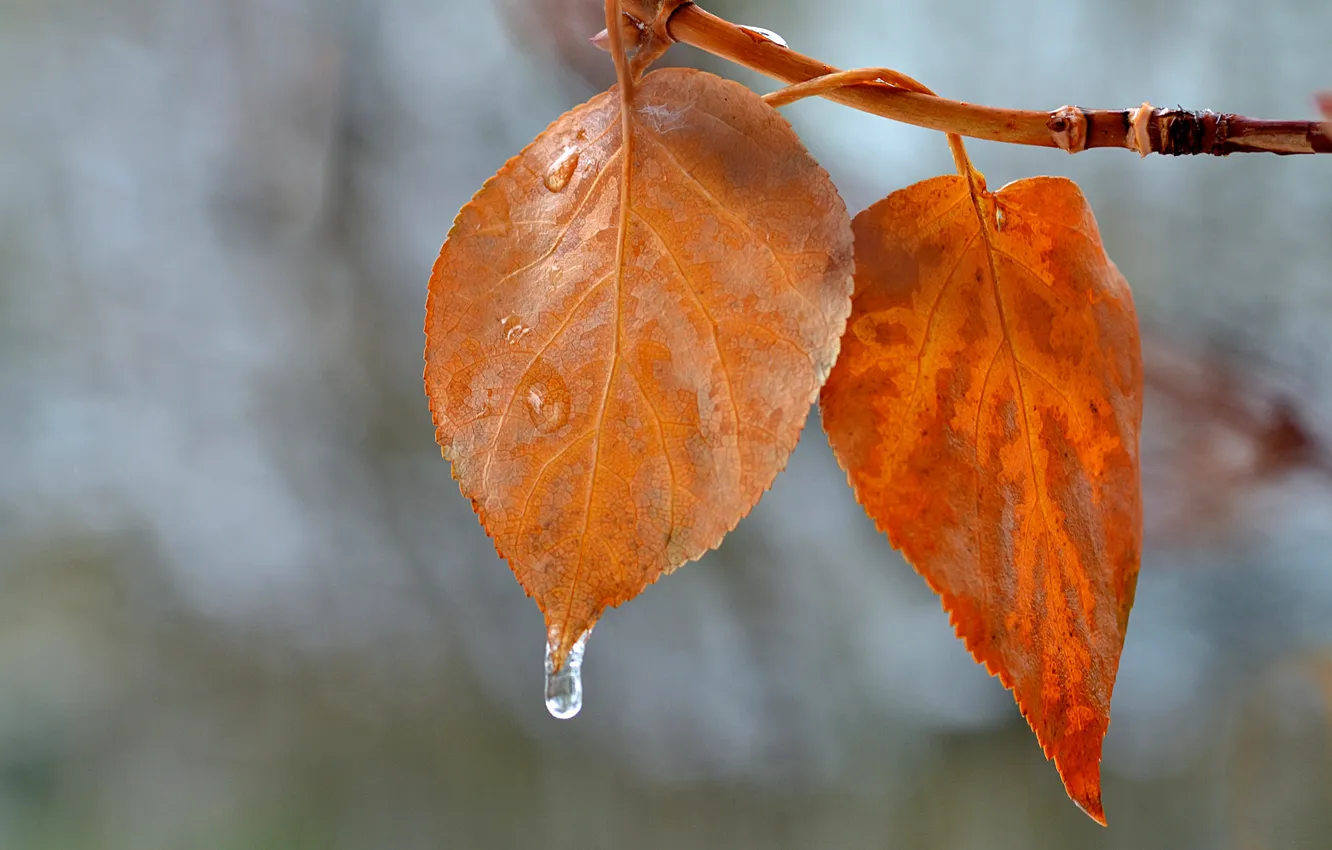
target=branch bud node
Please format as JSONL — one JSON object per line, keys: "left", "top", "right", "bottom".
{"left": 1048, "top": 106, "right": 1088, "bottom": 153}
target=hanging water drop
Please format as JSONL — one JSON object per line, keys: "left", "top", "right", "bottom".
{"left": 543, "top": 146, "right": 581, "bottom": 193}
{"left": 544, "top": 630, "right": 590, "bottom": 719}
{"left": 737, "top": 25, "right": 788, "bottom": 48}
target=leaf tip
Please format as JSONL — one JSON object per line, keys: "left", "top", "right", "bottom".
{"left": 1051, "top": 731, "right": 1109, "bottom": 826}
{"left": 544, "top": 613, "right": 598, "bottom": 675}
{"left": 1071, "top": 786, "right": 1107, "bottom": 827}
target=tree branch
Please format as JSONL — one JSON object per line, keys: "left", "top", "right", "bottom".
{"left": 620, "top": 0, "right": 1331, "bottom": 156}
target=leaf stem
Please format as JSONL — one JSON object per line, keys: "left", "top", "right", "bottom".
{"left": 763, "top": 69, "right": 980, "bottom": 185}
{"left": 621, "top": 0, "right": 1332, "bottom": 156}
{"left": 947, "top": 134, "right": 981, "bottom": 189}
{"left": 762, "top": 67, "right": 931, "bottom": 107}
{"left": 607, "top": 0, "right": 635, "bottom": 101}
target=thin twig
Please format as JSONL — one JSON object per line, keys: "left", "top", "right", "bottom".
{"left": 620, "top": 0, "right": 1331, "bottom": 156}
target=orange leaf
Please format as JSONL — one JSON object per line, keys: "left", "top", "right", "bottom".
{"left": 426, "top": 68, "right": 852, "bottom": 673}
{"left": 820, "top": 174, "right": 1142, "bottom": 823}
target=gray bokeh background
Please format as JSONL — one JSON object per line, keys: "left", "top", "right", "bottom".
{"left": 2, "top": 0, "right": 1330, "bottom": 847}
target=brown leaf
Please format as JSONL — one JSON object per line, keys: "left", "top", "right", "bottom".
{"left": 497, "top": 0, "right": 619, "bottom": 87}
{"left": 1142, "top": 334, "right": 1332, "bottom": 546}
{"left": 820, "top": 174, "right": 1143, "bottom": 823}
{"left": 426, "top": 68, "right": 852, "bottom": 670}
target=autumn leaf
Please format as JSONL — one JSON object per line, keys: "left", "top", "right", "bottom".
{"left": 425, "top": 67, "right": 853, "bottom": 674}
{"left": 820, "top": 174, "right": 1142, "bottom": 823}
{"left": 1141, "top": 334, "right": 1332, "bottom": 544}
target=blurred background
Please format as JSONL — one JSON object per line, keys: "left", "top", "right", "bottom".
{"left": 1, "top": 0, "right": 1331, "bottom": 847}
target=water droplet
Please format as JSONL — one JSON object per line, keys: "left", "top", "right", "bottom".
{"left": 738, "top": 25, "right": 788, "bottom": 48}
{"left": 544, "top": 630, "right": 590, "bottom": 719}
{"left": 543, "top": 146, "right": 581, "bottom": 193}
{"left": 501, "top": 315, "right": 532, "bottom": 345}
{"left": 520, "top": 357, "right": 571, "bottom": 433}
{"left": 994, "top": 207, "right": 1007, "bottom": 231}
